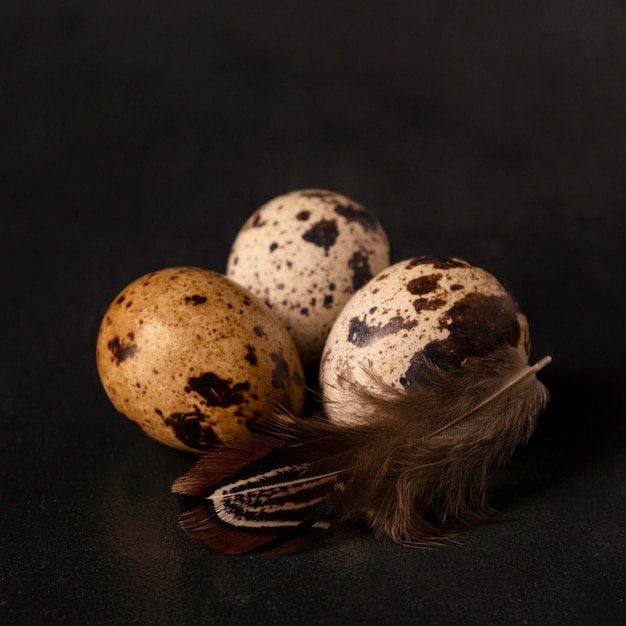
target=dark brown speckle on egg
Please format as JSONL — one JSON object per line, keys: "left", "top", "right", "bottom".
{"left": 334, "top": 203, "right": 379, "bottom": 232}
{"left": 107, "top": 334, "right": 139, "bottom": 365}
{"left": 348, "top": 249, "right": 374, "bottom": 291}
{"left": 163, "top": 409, "right": 222, "bottom": 450}
{"left": 302, "top": 219, "right": 339, "bottom": 254}
{"left": 406, "top": 274, "right": 442, "bottom": 295}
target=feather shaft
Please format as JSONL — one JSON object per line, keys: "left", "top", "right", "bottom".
{"left": 427, "top": 355, "right": 552, "bottom": 438}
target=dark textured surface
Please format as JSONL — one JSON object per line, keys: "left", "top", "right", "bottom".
{"left": 2, "top": 1, "right": 625, "bottom": 624}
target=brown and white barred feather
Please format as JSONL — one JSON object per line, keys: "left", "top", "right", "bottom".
{"left": 172, "top": 345, "right": 551, "bottom": 555}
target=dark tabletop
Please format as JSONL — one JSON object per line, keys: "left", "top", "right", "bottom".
{"left": 2, "top": 1, "right": 625, "bottom": 624}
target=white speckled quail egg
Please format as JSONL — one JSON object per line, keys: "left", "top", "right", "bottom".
{"left": 320, "top": 256, "right": 531, "bottom": 425}
{"left": 96, "top": 267, "right": 306, "bottom": 452}
{"left": 226, "top": 189, "right": 391, "bottom": 366}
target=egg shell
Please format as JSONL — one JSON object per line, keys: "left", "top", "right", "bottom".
{"left": 226, "top": 189, "right": 391, "bottom": 366}
{"left": 96, "top": 267, "right": 306, "bottom": 452}
{"left": 320, "top": 256, "right": 530, "bottom": 424}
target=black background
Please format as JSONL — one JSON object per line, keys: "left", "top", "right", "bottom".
{"left": 2, "top": 1, "right": 625, "bottom": 624}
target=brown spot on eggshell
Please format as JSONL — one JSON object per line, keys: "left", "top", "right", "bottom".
{"left": 439, "top": 292, "right": 521, "bottom": 354}
{"left": 163, "top": 409, "right": 221, "bottom": 450}
{"left": 302, "top": 218, "right": 339, "bottom": 255}
{"left": 347, "top": 315, "right": 419, "bottom": 348}
{"left": 184, "top": 294, "right": 207, "bottom": 305}
{"left": 270, "top": 352, "right": 290, "bottom": 390}
{"left": 250, "top": 214, "right": 266, "bottom": 228}
{"left": 413, "top": 297, "right": 447, "bottom": 313}
{"left": 335, "top": 203, "right": 379, "bottom": 232}
{"left": 407, "top": 274, "right": 442, "bottom": 295}
{"left": 407, "top": 256, "right": 469, "bottom": 270}
{"left": 107, "top": 333, "right": 139, "bottom": 365}
{"left": 292, "top": 369, "right": 304, "bottom": 388}
{"left": 185, "top": 372, "right": 251, "bottom": 408}
{"left": 348, "top": 249, "right": 374, "bottom": 291}
{"left": 244, "top": 344, "right": 258, "bottom": 366}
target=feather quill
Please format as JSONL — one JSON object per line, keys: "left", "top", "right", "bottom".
{"left": 172, "top": 345, "right": 551, "bottom": 554}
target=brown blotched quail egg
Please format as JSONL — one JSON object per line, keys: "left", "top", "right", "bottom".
{"left": 226, "top": 189, "right": 391, "bottom": 366}
{"left": 320, "top": 256, "right": 530, "bottom": 424}
{"left": 96, "top": 267, "right": 306, "bottom": 452}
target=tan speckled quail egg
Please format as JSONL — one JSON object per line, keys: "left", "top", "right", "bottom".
{"left": 226, "top": 189, "right": 391, "bottom": 366}
{"left": 96, "top": 267, "right": 306, "bottom": 452}
{"left": 320, "top": 256, "right": 531, "bottom": 425}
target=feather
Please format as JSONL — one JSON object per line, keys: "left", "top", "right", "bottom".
{"left": 172, "top": 345, "right": 551, "bottom": 554}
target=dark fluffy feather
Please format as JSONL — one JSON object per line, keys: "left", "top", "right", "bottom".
{"left": 172, "top": 345, "right": 551, "bottom": 554}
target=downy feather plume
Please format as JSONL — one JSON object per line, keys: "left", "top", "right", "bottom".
{"left": 172, "top": 345, "right": 551, "bottom": 555}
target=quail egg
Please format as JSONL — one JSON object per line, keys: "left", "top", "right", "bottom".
{"left": 96, "top": 267, "right": 306, "bottom": 451}
{"left": 226, "top": 189, "right": 391, "bottom": 365}
{"left": 320, "top": 256, "right": 530, "bottom": 424}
